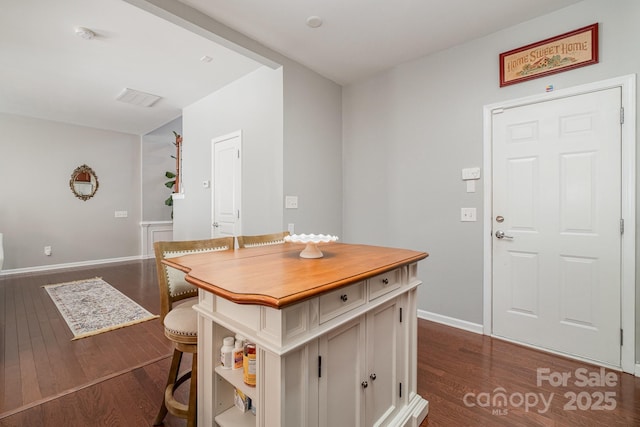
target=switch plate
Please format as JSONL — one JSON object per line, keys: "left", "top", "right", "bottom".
{"left": 461, "top": 208, "right": 477, "bottom": 222}
{"left": 44, "top": 246, "right": 52, "bottom": 256}
{"left": 462, "top": 167, "right": 481, "bottom": 180}
{"left": 285, "top": 196, "right": 298, "bottom": 209}
{"left": 114, "top": 210, "right": 128, "bottom": 218}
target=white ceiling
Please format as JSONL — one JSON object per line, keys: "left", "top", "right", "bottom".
{"left": 181, "top": 0, "right": 583, "bottom": 85}
{"left": 0, "top": 0, "right": 582, "bottom": 135}
{"left": 0, "top": 0, "right": 262, "bottom": 135}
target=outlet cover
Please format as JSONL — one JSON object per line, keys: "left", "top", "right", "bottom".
{"left": 285, "top": 196, "right": 298, "bottom": 209}
{"left": 461, "top": 208, "right": 477, "bottom": 222}
{"left": 462, "top": 167, "right": 481, "bottom": 181}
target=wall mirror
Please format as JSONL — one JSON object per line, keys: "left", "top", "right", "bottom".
{"left": 70, "top": 164, "right": 99, "bottom": 201}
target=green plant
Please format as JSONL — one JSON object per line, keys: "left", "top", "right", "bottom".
{"left": 164, "top": 171, "right": 176, "bottom": 207}
{"left": 164, "top": 131, "right": 182, "bottom": 216}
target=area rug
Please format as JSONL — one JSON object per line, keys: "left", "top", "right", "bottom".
{"left": 43, "top": 277, "right": 159, "bottom": 340}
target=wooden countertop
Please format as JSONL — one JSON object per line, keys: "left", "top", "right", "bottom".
{"left": 163, "top": 242, "right": 428, "bottom": 308}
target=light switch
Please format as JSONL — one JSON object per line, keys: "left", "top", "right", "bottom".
{"left": 461, "top": 208, "right": 477, "bottom": 222}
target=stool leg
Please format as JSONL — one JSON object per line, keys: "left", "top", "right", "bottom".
{"left": 154, "top": 348, "right": 183, "bottom": 426}
{"left": 187, "top": 352, "right": 198, "bottom": 427}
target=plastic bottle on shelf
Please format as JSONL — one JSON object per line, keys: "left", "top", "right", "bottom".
{"left": 220, "top": 336, "right": 234, "bottom": 369}
{"left": 232, "top": 339, "right": 244, "bottom": 370}
{"left": 235, "top": 333, "right": 245, "bottom": 347}
{"left": 243, "top": 342, "right": 256, "bottom": 386}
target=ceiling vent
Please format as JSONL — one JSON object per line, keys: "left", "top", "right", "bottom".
{"left": 116, "top": 88, "right": 161, "bottom": 107}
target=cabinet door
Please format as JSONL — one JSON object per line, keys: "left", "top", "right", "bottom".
{"left": 366, "top": 298, "right": 403, "bottom": 426}
{"left": 318, "top": 317, "right": 366, "bottom": 427}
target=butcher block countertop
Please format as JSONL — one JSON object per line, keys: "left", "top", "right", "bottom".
{"left": 162, "top": 242, "right": 428, "bottom": 309}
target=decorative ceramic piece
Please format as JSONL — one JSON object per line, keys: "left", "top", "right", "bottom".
{"left": 284, "top": 234, "right": 339, "bottom": 258}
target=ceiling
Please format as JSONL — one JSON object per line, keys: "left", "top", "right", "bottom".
{"left": 0, "top": 0, "right": 582, "bottom": 135}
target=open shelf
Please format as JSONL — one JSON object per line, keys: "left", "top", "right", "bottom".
{"left": 214, "top": 365, "right": 257, "bottom": 401}
{"left": 214, "top": 406, "right": 255, "bottom": 427}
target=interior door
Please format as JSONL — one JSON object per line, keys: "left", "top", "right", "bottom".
{"left": 492, "top": 87, "right": 622, "bottom": 366}
{"left": 212, "top": 131, "right": 242, "bottom": 238}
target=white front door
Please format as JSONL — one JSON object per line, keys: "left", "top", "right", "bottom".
{"left": 492, "top": 87, "right": 622, "bottom": 367}
{"left": 212, "top": 131, "right": 242, "bottom": 238}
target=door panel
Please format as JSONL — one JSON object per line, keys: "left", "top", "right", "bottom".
{"left": 212, "top": 131, "right": 241, "bottom": 238}
{"left": 318, "top": 318, "right": 365, "bottom": 427}
{"left": 492, "top": 87, "right": 622, "bottom": 366}
{"left": 366, "top": 300, "right": 399, "bottom": 426}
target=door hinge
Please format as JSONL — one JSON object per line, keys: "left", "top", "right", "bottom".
{"left": 399, "top": 382, "right": 402, "bottom": 398}
{"left": 620, "top": 329, "right": 623, "bottom": 346}
{"left": 237, "top": 210, "right": 240, "bottom": 219}
{"left": 318, "top": 356, "right": 322, "bottom": 378}
{"left": 237, "top": 149, "right": 240, "bottom": 158}
{"left": 620, "top": 107, "right": 624, "bottom": 124}
{"left": 620, "top": 219, "right": 624, "bottom": 235}
{"left": 399, "top": 307, "right": 403, "bottom": 323}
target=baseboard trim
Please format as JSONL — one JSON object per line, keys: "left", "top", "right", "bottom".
{"left": 417, "top": 309, "right": 484, "bottom": 334}
{"left": 0, "top": 256, "right": 143, "bottom": 277}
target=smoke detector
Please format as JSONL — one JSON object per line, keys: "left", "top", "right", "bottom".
{"left": 75, "top": 27, "right": 96, "bottom": 40}
{"left": 306, "top": 16, "right": 323, "bottom": 28}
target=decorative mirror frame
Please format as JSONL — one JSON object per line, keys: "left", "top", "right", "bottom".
{"left": 69, "top": 164, "right": 99, "bottom": 201}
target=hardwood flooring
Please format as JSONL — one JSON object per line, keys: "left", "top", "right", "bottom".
{"left": 418, "top": 321, "right": 640, "bottom": 426}
{"left": 1, "top": 259, "right": 639, "bottom": 426}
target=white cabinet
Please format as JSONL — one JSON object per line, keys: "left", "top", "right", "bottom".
{"left": 319, "top": 297, "right": 403, "bottom": 427}
{"left": 318, "top": 317, "right": 366, "bottom": 427}
{"left": 195, "top": 263, "right": 428, "bottom": 427}
{"left": 366, "top": 297, "right": 404, "bottom": 426}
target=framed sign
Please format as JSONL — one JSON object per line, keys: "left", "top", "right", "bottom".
{"left": 499, "top": 23, "right": 598, "bottom": 87}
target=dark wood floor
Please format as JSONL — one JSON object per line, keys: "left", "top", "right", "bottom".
{"left": 1, "top": 259, "right": 639, "bottom": 426}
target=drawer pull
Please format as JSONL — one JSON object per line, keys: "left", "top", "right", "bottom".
{"left": 340, "top": 294, "right": 348, "bottom": 302}
{"left": 382, "top": 278, "right": 389, "bottom": 285}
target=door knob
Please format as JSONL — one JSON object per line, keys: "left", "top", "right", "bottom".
{"left": 212, "top": 222, "right": 219, "bottom": 228}
{"left": 361, "top": 381, "right": 368, "bottom": 389}
{"left": 495, "top": 230, "right": 514, "bottom": 239}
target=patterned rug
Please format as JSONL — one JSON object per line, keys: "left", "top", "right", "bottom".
{"left": 43, "top": 277, "right": 158, "bottom": 340}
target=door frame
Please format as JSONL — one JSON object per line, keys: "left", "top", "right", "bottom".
{"left": 482, "top": 74, "right": 636, "bottom": 373}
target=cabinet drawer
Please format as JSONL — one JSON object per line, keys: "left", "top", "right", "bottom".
{"left": 368, "top": 269, "right": 401, "bottom": 300}
{"left": 319, "top": 281, "right": 365, "bottom": 323}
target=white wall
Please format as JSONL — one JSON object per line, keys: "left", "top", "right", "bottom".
{"left": 127, "top": 0, "right": 344, "bottom": 241}
{"left": 0, "top": 113, "right": 141, "bottom": 270}
{"left": 283, "top": 61, "right": 343, "bottom": 237}
{"left": 343, "top": 0, "right": 640, "bottom": 327}
{"left": 142, "top": 117, "right": 182, "bottom": 221}
{"left": 173, "top": 66, "right": 284, "bottom": 239}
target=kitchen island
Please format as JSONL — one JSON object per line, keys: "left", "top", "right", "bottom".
{"left": 164, "top": 241, "right": 429, "bottom": 426}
